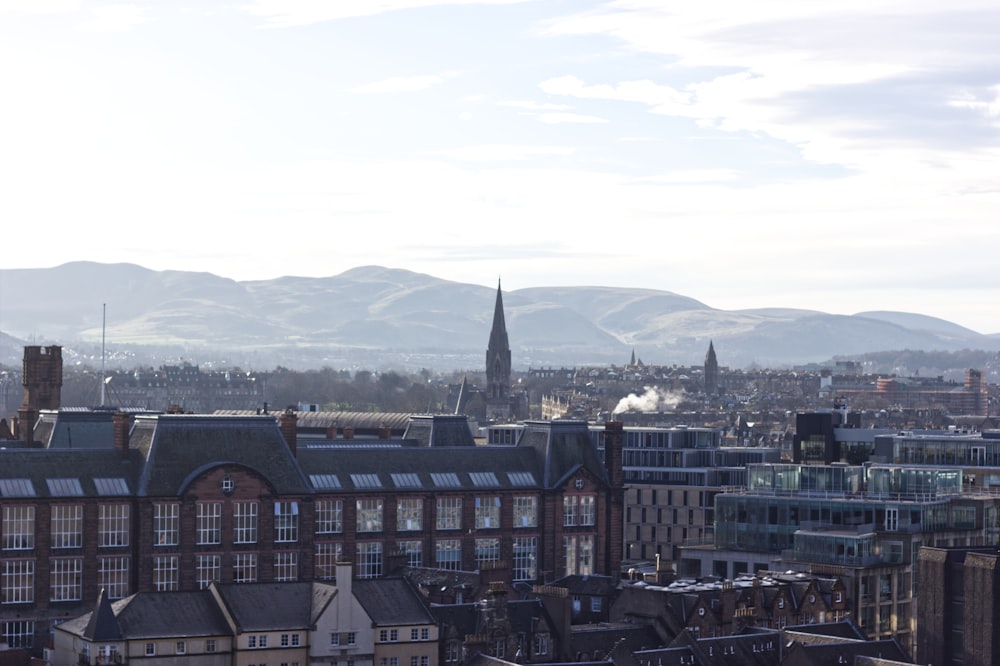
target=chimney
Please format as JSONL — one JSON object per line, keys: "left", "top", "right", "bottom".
{"left": 279, "top": 408, "right": 298, "bottom": 456}
{"left": 603, "top": 420, "right": 624, "bottom": 488}
{"left": 16, "top": 407, "right": 38, "bottom": 445}
{"left": 113, "top": 412, "right": 131, "bottom": 456}
{"left": 343, "top": 425, "right": 354, "bottom": 440}
{"left": 378, "top": 425, "right": 391, "bottom": 440}
{"left": 326, "top": 424, "right": 338, "bottom": 440}
{"left": 603, "top": 420, "right": 625, "bottom": 580}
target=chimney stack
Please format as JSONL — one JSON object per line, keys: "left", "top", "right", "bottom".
{"left": 343, "top": 425, "right": 354, "bottom": 440}
{"left": 279, "top": 408, "right": 298, "bottom": 456}
{"left": 378, "top": 425, "right": 391, "bottom": 440}
{"left": 16, "top": 407, "right": 38, "bottom": 445}
{"left": 113, "top": 412, "right": 131, "bottom": 456}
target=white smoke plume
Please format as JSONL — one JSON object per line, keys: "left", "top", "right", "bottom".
{"left": 613, "top": 386, "right": 685, "bottom": 415}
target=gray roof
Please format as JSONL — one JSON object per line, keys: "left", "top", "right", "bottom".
{"left": 212, "top": 582, "right": 336, "bottom": 631}
{"left": 297, "top": 445, "right": 542, "bottom": 492}
{"left": 0, "top": 448, "right": 143, "bottom": 498}
{"left": 59, "top": 591, "right": 231, "bottom": 640}
{"left": 133, "top": 414, "right": 312, "bottom": 496}
{"left": 517, "top": 420, "right": 610, "bottom": 488}
{"left": 354, "top": 577, "right": 435, "bottom": 626}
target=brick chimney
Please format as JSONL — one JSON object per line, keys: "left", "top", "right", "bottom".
{"left": 378, "top": 425, "right": 391, "bottom": 440}
{"left": 16, "top": 407, "right": 37, "bottom": 445}
{"left": 343, "top": 425, "right": 354, "bottom": 440}
{"left": 113, "top": 412, "right": 131, "bottom": 456}
{"left": 603, "top": 420, "right": 625, "bottom": 579}
{"left": 279, "top": 408, "right": 298, "bottom": 456}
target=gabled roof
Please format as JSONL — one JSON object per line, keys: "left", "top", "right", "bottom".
{"left": 784, "top": 639, "right": 908, "bottom": 665}
{"left": 403, "top": 415, "right": 476, "bottom": 447}
{"left": 354, "top": 577, "right": 435, "bottom": 626}
{"left": 59, "top": 591, "right": 231, "bottom": 640}
{"left": 133, "top": 415, "right": 312, "bottom": 496}
{"left": 212, "top": 582, "right": 334, "bottom": 631}
{"left": 83, "top": 589, "right": 122, "bottom": 641}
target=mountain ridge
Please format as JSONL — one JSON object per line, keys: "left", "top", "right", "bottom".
{"left": 2, "top": 261, "right": 998, "bottom": 371}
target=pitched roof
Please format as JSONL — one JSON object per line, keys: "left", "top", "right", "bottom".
{"left": 0, "top": 448, "right": 143, "bottom": 498}
{"left": 516, "top": 420, "right": 610, "bottom": 488}
{"left": 354, "top": 577, "right": 435, "bottom": 626}
{"left": 59, "top": 591, "right": 231, "bottom": 640}
{"left": 133, "top": 414, "right": 312, "bottom": 496}
{"left": 212, "top": 582, "right": 334, "bottom": 631}
{"left": 83, "top": 589, "right": 122, "bottom": 641}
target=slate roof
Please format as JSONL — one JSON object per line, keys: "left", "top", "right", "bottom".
{"left": 571, "top": 624, "right": 662, "bottom": 659}
{"left": 0, "top": 448, "right": 143, "bottom": 498}
{"left": 547, "top": 574, "right": 618, "bottom": 597}
{"left": 59, "top": 591, "right": 231, "bottom": 640}
{"left": 215, "top": 410, "right": 413, "bottom": 434}
{"left": 37, "top": 409, "right": 153, "bottom": 449}
{"left": 785, "top": 639, "right": 909, "bottom": 665}
{"left": 297, "top": 445, "right": 542, "bottom": 492}
{"left": 517, "top": 420, "right": 610, "bottom": 488}
{"left": 212, "top": 582, "right": 336, "bottom": 631}
{"left": 133, "top": 414, "right": 312, "bottom": 496}
{"left": 354, "top": 577, "right": 435, "bottom": 626}
{"left": 403, "top": 415, "right": 476, "bottom": 447}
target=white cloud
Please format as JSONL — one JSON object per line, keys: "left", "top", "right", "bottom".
{"left": 536, "top": 112, "right": 608, "bottom": 124}
{"left": 346, "top": 74, "right": 453, "bottom": 94}
{"left": 0, "top": 0, "right": 79, "bottom": 12}
{"left": 242, "top": 0, "right": 533, "bottom": 27}
{"left": 78, "top": 4, "right": 149, "bottom": 32}
{"left": 429, "top": 144, "right": 574, "bottom": 161}
{"left": 499, "top": 100, "right": 571, "bottom": 111}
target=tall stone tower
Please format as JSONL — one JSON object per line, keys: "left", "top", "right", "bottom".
{"left": 22, "top": 345, "right": 62, "bottom": 411}
{"left": 704, "top": 340, "right": 718, "bottom": 395}
{"left": 486, "top": 280, "right": 512, "bottom": 418}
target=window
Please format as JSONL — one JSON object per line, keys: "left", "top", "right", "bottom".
{"left": 357, "top": 498, "right": 384, "bottom": 532}
{"left": 2, "top": 621, "right": 34, "bottom": 649}
{"left": 176, "top": 641, "right": 186, "bottom": 654}
{"left": 380, "top": 629, "right": 388, "bottom": 642}
{"left": 154, "top": 555, "right": 178, "bottom": 592}
{"left": 436, "top": 539, "right": 461, "bottom": 570}
{"left": 274, "top": 552, "right": 298, "bottom": 581}
{"left": 234, "top": 502, "right": 259, "bottom": 543}
{"left": 316, "top": 499, "right": 344, "bottom": 534}
{"left": 51, "top": 505, "right": 83, "bottom": 549}
{"left": 233, "top": 553, "right": 258, "bottom": 583}
{"left": 411, "top": 629, "right": 419, "bottom": 641}
{"left": 436, "top": 497, "right": 462, "bottom": 530}
{"left": 330, "top": 633, "right": 340, "bottom": 647}
{"left": 514, "top": 496, "right": 537, "bottom": 528}
{"left": 50, "top": 558, "right": 82, "bottom": 601}
{"left": 476, "top": 538, "right": 500, "bottom": 567}
{"left": 248, "top": 635, "right": 256, "bottom": 648}
{"left": 591, "top": 596, "right": 602, "bottom": 613}
{"left": 282, "top": 633, "right": 290, "bottom": 647}
{"left": 207, "top": 639, "right": 216, "bottom": 653}
{"left": 347, "top": 632, "right": 357, "bottom": 646}
{"left": 291, "top": 634, "right": 300, "bottom": 647}
{"left": 398, "top": 540, "right": 423, "bottom": 567}
{"left": 145, "top": 643, "right": 155, "bottom": 656}
{"left": 315, "top": 542, "right": 344, "bottom": 580}
{"left": 357, "top": 542, "right": 382, "bottom": 578}
{"left": 563, "top": 496, "right": 578, "bottom": 526}
{"left": 513, "top": 537, "right": 537, "bottom": 581}
{"left": 563, "top": 535, "right": 593, "bottom": 576}
{"left": 445, "top": 643, "right": 459, "bottom": 662}
{"left": 580, "top": 495, "right": 596, "bottom": 525}
{"left": 98, "top": 556, "right": 130, "bottom": 599}
{"left": 260, "top": 635, "right": 268, "bottom": 648}
{"left": 153, "top": 503, "right": 179, "bottom": 547}
{"left": 492, "top": 639, "right": 505, "bottom": 658}
{"left": 475, "top": 496, "right": 500, "bottom": 529}
{"left": 275, "top": 501, "right": 299, "bottom": 542}
{"left": 2, "top": 560, "right": 33, "bottom": 604}
{"left": 397, "top": 498, "right": 423, "bottom": 531}
{"left": 884, "top": 506, "right": 899, "bottom": 532}
{"left": 98, "top": 504, "right": 129, "bottom": 547}
{"left": 421, "top": 628, "right": 429, "bottom": 641}
{"left": 3, "top": 505, "right": 34, "bottom": 550}
{"left": 197, "top": 555, "right": 221, "bottom": 589}
{"left": 390, "top": 629, "right": 398, "bottom": 641}
{"left": 197, "top": 502, "right": 222, "bottom": 544}
{"left": 534, "top": 634, "right": 548, "bottom": 656}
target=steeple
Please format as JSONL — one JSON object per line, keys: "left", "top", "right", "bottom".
{"left": 486, "top": 279, "right": 512, "bottom": 406}
{"left": 704, "top": 340, "right": 719, "bottom": 395}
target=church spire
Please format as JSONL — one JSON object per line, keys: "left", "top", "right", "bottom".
{"left": 486, "top": 279, "right": 512, "bottom": 406}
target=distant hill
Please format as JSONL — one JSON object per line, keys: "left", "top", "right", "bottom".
{"left": 2, "top": 262, "right": 999, "bottom": 372}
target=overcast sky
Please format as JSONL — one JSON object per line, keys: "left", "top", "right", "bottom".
{"left": 2, "top": 0, "right": 999, "bottom": 333}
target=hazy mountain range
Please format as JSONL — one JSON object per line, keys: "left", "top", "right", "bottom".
{"left": 1, "top": 262, "right": 998, "bottom": 372}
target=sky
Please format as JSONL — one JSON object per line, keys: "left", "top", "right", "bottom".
{"left": 2, "top": 0, "right": 999, "bottom": 334}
